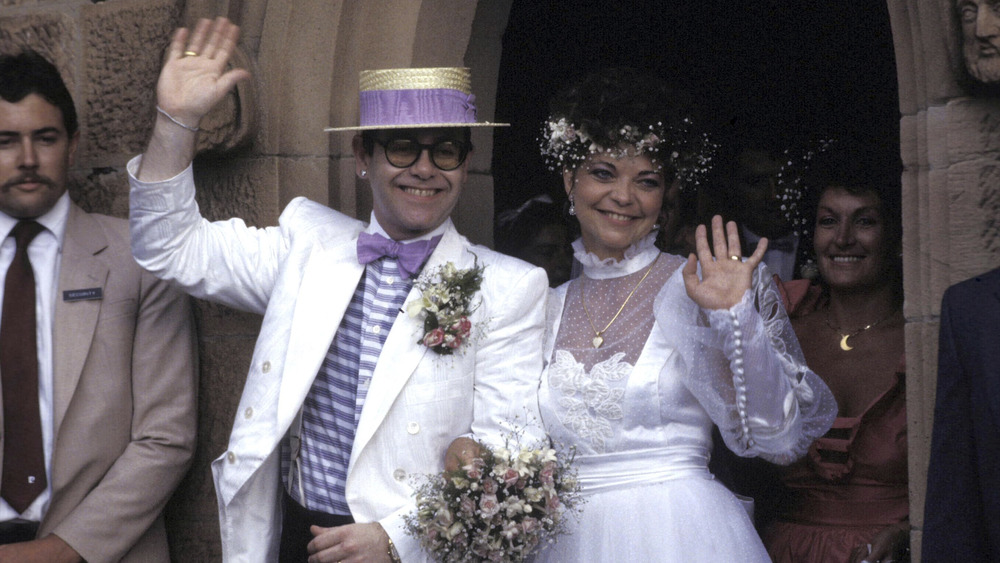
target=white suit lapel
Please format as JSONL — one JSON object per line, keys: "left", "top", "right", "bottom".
{"left": 278, "top": 238, "right": 365, "bottom": 424}
{"left": 350, "top": 224, "right": 468, "bottom": 464}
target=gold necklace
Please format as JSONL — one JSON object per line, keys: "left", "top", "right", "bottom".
{"left": 580, "top": 254, "right": 660, "bottom": 349}
{"left": 824, "top": 308, "right": 898, "bottom": 351}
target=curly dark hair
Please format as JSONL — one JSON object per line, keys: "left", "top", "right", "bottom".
{"left": 798, "top": 136, "right": 903, "bottom": 300}
{"left": 540, "top": 68, "right": 713, "bottom": 188}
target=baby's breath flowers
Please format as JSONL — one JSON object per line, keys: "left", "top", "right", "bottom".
{"left": 404, "top": 431, "right": 581, "bottom": 562}
{"left": 539, "top": 116, "right": 717, "bottom": 190}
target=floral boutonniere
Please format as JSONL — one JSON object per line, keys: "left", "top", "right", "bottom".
{"left": 406, "top": 260, "right": 485, "bottom": 355}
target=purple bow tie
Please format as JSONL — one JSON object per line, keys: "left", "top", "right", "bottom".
{"left": 356, "top": 232, "right": 442, "bottom": 279}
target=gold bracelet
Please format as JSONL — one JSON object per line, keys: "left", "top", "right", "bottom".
{"left": 386, "top": 536, "right": 401, "bottom": 562}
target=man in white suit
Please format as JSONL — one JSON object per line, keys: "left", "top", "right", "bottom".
{"left": 128, "top": 18, "right": 547, "bottom": 562}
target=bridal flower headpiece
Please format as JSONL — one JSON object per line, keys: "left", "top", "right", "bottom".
{"left": 539, "top": 116, "right": 717, "bottom": 190}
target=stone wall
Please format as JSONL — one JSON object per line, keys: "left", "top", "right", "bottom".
{"left": 0, "top": 1, "right": 510, "bottom": 560}
{"left": 4, "top": 0, "right": 995, "bottom": 560}
{"left": 888, "top": 0, "right": 1000, "bottom": 559}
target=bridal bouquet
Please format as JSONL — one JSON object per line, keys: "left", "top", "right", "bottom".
{"left": 404, "top": 438, "right": 581, "bottom": 562}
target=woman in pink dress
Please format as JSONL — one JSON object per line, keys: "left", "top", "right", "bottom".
{"left": 761, "top": 141, "right": 909, "bottom": 563}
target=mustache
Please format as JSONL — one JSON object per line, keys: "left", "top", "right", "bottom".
{"left": 1, "top": 173, "right": 56, "bottom": 192}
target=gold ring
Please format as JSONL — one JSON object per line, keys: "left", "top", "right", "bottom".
{"left": 729, "top": 255, "right": 740, "bottom": 261}
{"left": 183, "top": 50, "right": 198, "bottom": 57}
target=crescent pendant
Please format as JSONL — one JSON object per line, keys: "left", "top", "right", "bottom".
{"left": 840, "top": 334, "right": 854, "bottom": 351}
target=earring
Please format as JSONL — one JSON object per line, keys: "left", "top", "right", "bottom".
{"left": 568, "top": 194, "right": 576, "bottom": 216}
{"left": 360, "top": 170, "right": 367, "bottom": 177}
{"left": 651, "top": 223, "right": 660, "bottom": 231}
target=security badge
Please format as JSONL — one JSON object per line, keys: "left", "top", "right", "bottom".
{"left": 63, "top": 288, "right": 103, "bottom": 302}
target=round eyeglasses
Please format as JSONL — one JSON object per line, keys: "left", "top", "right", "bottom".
{"left": 376, "top": 138, "right": 469, "bottom": 171}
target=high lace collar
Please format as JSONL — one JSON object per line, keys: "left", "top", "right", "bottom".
{"left": 573, "top": 233, "right": 660, "bottom": 279}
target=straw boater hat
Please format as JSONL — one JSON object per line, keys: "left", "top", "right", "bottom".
{"left": 324, "top": 67, "right": 509, "bottom": 131}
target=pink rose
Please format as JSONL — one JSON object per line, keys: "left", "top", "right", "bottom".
{"left": 459, "top": 495, "right": 476, "bottom": 515}
{"left": 423, "top": 328, "right": 445, "bottom": 347}
{"left": 479, "top": 494, "right": 500, "bottom": 517}
{"left": 464, "top": 458, "right": 485, "bottom": 479}
{"left": 481, "top": 477, "right": 498, "bottom": 495}
{"left": 502, "top": 467, "right": 520, "bottom": 486}
{"left": 521, "top": 516, "right": 540, "bottom": 535}
{"left": 434, "top": 507, "right": 454, "bottom": 526}
{"left": 445, "top": 333, "right": 463, "bottom": 349}
{"left": 546, "top": 491, "right": 562, "bottom": 511}
{"left": 539, "top": 463, "right": 556, "bottom": 486}
{"left": 451, "top": 316, "right": 472, "bottom": 337}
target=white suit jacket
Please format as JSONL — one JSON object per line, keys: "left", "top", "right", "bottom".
{"left": 128, "top": 162, "right": 547, "bottom": 562}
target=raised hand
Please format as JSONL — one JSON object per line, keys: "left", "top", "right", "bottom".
{"left": 682, "top": 215, "right": 767, "bottom": 310}
{"left": 156, "top": 17, "right": 250, "bottom": 128}
{"left": 137, "top": 17, "right": 251, "bottom": 181}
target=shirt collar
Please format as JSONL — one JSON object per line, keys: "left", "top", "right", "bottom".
{"left": 0, "top": 192, "right": 71, "bottom": 248}
{"left": 366, "top": 212, "right": 451, "bottom": 242}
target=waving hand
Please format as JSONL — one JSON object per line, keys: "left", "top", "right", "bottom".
{"left": 137, "top": 17, "right": 250, "bottom": 182}
{"left": 682, "top": 215, "right": 767, "bottom": 310}
{"left": 157, "top": 18, "right": 249, "bottom": 125}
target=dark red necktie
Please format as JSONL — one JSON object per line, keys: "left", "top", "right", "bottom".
{"left": 1, "top": 220, "right": 47, "bottom": 513}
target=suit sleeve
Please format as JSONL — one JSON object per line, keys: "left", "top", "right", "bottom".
{"left": 50, "top": 268, "right": 198, "bottom": 563}
{"left": 923, "top": 287, "right": 988, "bottom": 560}
{"left": 469, "top": 263, "right": 548, "bottom": 447}
{"left": 128, "top": 156, "right": 289, "bottom": 315}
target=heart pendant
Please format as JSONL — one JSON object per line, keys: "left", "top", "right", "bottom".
{"left": 592, "top": 335, "right": 604, "bottom": 348}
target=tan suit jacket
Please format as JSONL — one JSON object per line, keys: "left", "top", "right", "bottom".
{"left": 0, "top": 204, "right": 197, "bottom": 563}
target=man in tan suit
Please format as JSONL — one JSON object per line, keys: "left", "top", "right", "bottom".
{"left": 0, "top": 50, "right": 197, "bottom": 562}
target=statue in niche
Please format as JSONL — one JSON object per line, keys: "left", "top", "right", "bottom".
{"left": 957, "top": 0, "right": 1000, "bottom": 84}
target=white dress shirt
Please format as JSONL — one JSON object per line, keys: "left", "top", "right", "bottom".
{"left": 742, "top": 226, "right": 799, "bottom": 282}
{"left": 0, "top": 192, "right": 70, "bottom": 523}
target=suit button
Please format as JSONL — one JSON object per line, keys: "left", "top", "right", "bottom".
{"left": 227, "top": 451, "right": 236, "bottom": 463}
{"left": 262, "top": 361, "right": 271, "bottom": 373}
{"left": 407, "top": 421, "right": 420, "bottom": 434}
{"left": 244, "top": 407, "right": 254, "bottom": 419}
{"left": 393, "top": 468, "right": 406, "bottom": 482}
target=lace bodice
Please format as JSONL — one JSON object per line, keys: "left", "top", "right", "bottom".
{"left": 540, "top": 235, "right": 837, "bottom": 464}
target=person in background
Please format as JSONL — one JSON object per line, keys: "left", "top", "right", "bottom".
{"left": 0, "top": 50, "right": 197, "bottom": 562}
{"left": 923, "top": 266, "right": 1000, "bottom": 561}
{"left": 714, "top": 131, "right": 803, "bottom": 281}
{"left": 495, "top": 194, "right": 574, "bottom": 287}
{"left": 128, "top": 18, "right": 547, "bottom": 562}
{"left": 759, "top": 139, "right": 909, "bottom": 563}
{"left": 533, "top": 67, "right": 836, "bottom": 562}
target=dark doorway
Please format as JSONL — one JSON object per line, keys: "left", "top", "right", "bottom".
{"left": 492, "top": 1, "right": 899, "bottom": 213}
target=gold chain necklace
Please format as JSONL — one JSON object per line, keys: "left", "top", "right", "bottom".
{"left": 580, "top": 254, "right": 660, "bottom": 349}
{"left": 824, "top": 307, "right": 898, "bottom": 351}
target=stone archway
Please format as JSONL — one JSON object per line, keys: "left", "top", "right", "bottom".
{"left": 888, "top": 1, "right": 1000, "bottom": 559}
{"left": 2, "top": 0, "right": 998, "bottom": 560}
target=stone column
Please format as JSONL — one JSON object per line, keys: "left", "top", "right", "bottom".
{"left": 1, "top": 1, "right": 508, "bottom": 560}
{"left": 888, "top": 0, "right": 1000, "bottom": 559}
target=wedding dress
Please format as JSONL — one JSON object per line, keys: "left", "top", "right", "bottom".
{"left": 535, "top": 235, "right": 837, "bottom": 562}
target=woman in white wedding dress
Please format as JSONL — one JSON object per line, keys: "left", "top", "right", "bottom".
{"left": 534, "top": 68, "right": 838, "bottom": 562}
